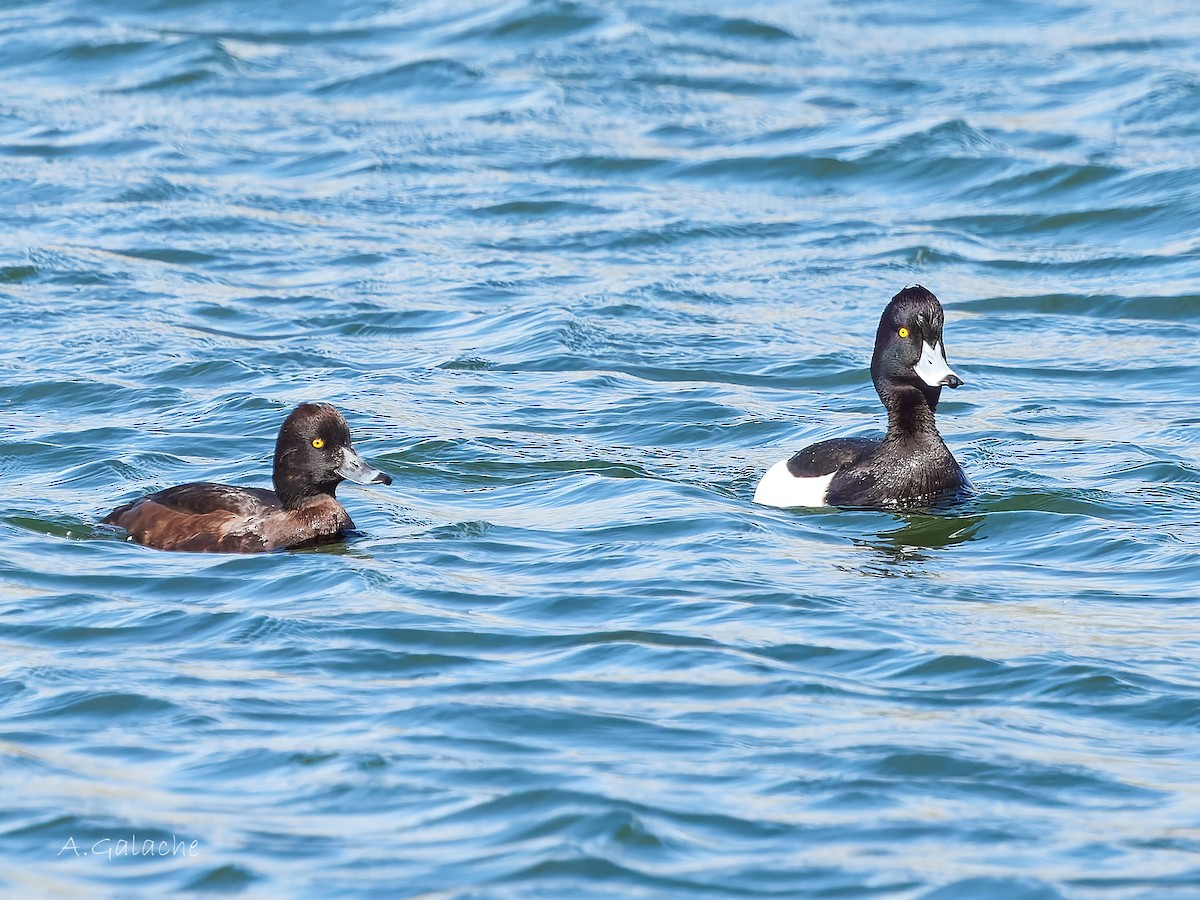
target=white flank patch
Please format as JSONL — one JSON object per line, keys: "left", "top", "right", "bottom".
{"left": 752, "top": 460, "right": 833, "bottom": 508}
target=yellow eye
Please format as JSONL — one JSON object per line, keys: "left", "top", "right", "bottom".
{"left": 898, "top": 327, "right": 909, "bottom": 338}
{"left": 312, "top": 438, "right": 325, "bottom": 449}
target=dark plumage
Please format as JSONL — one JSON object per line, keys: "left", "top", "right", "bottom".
{"left": 103, "top": 402, "right": 393, "bottom": 552}
{"left": 754, "top": 285, "right": 970, "bottom": 509}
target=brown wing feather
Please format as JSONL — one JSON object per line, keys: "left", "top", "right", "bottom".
{"left": 103, "top": 483, "right": 352, "bottom": 553}
{"left": 106, "top": 482, "right": 281, "bottom": 518}
{"left": 103, "top": 499, "right": 268, "bottom": 552}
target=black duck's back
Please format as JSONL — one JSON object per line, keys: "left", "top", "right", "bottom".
{"left": 786, "top": 437, "right": 880, "bottom": 478}
{"left": 825, "top": 436, "right": 968, "bottom": 508}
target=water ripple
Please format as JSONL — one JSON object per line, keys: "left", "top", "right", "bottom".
{"left": 3, "top": 0, "right": 1200, "bottom": 896}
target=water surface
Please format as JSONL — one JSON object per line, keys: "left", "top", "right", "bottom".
{"left": 2, "top": 0, "right": 1200, "bottom": 895}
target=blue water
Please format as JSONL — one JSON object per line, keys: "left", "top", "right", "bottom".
{"left": 3, "top": 0, "right": 1200, "bottom": 895}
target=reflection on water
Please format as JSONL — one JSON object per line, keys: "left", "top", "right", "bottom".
{"left": 864, "top": 511, "right": 987, "bottom": 564}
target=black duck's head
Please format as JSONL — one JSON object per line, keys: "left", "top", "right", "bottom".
{"left": 272, "top": 402, "right": 392, "bottom": 507}
{"left": 870, "top": 285, "right": 963, "bottom": 412}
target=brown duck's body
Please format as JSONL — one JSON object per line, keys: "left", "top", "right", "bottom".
{"left": 102, "top": 402, "right": 392, "bottom": 554}
{"left": 103, "top": 482, "right": 353, "bottom": 553}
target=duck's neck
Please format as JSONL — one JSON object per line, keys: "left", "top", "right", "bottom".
{"left": 882, "top": 383, "right": 941, "bottom": 442}
{"left": 273, "top": 464, "right": 338, "bottom": 510}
